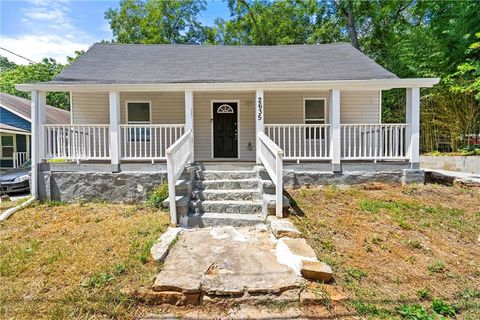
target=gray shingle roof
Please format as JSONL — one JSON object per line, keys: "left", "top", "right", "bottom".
{"left": 54, "top": 43, "right": 397, "bottom": 84}
{"left": 0, "top": 92, "right": 70, "bottom": 124}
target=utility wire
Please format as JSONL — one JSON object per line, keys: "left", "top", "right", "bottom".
{"left": 0, "top": 46, "right": 38, "bottom": 64}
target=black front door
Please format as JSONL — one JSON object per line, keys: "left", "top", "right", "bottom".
{"left": 213, "top": 102, "right": 238, "bottom": 158}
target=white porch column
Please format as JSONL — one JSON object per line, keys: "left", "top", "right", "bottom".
{"left": 329, "top": 89, "right": 341, "bottom": 172}
{"left": 109, "top": 91, "right": 121, "bottom": 169}
{"left": 185, "top": 90, "right": 194, "bottom": 162}
{"left": 406, "top": 87, "right": 420, "bottom": 168}
{"left": 30, "top": 91, "right": 46, "bottom": 199}
{"left": 255, "top": 89, "right": 264, "bottom": 164}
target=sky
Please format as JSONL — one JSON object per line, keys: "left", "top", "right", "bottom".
{"left": 0, "top": 0, "right": 230, "bottom": 65}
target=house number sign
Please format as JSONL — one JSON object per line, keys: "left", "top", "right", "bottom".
{"left": 257, "top": 96, "right": 263, "bottom": 121}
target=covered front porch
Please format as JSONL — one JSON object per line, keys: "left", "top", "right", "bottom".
{"left": 25, "top": 83, "right": 426, "bottom": 219}
{"left": 34, "top": 88, "right": 419, "bottom": 166}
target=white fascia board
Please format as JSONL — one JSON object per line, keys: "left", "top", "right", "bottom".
{"left": 15, "top": 78, "right": 440, "bottom": 92}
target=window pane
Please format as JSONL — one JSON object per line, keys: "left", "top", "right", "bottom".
{"left": 2, "top": 147, "right": 13, "bottom": 157}
{"left": 305, "top": 100, "right": 325, "bottom": 120}
{"left": 1, "top": 136, "right": 14, "bottom": 146}
{"left": 128, "top": 103, "right": 150, "bottom": 122}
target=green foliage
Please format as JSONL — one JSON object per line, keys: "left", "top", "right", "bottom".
{"left": 0, "top": 55, "right": 17, "bottom": 72}
{"left": 417, "top": 288, "right": 431, "bottom": 300}
{"left": 0, "top": 58, "right": 69, "bottom": 109}
{"left": 397, "top": 304, "right": 432, "bottom": 320}
{"left": 105, "top": 0, "right": 208, "bottom": 44}
{"left": 146, "top": 182, "right": 169, "bottom": 208}
{"left": 431, "top": 298, "right": 457, "bottom": 317}
{"left": 346, "top": 267, "right": 367, "bottom": 280}
{"left": 427, "top": 260, "right": 446, "bottom": 274}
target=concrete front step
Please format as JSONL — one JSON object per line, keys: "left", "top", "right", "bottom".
{"left": 196, "top": 170, "right": 259, "bottom": 181}
{"left": 181, "top": 212, "right": 265, "bottom": 227}
{"left": 193, "top": 179, "right": 261, "bottom": 190}
{"left": 192, "top": 189, "right": 262, "bottom": 201}
{"left": 189, "top": 199, "right": 264, "bottom": 214}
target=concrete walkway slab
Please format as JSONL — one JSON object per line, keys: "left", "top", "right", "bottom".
{"left": 153, "top": 226, "right": 303, "bottom": 296}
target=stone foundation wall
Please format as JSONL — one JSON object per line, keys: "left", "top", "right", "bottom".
{"left": 283, "top": 169, "right": 424, "bottom": 188}
{"left": 39, "top": 171, "right": 167, "bottom": 203}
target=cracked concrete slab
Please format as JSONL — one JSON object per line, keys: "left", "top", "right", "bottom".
{"left": 153, "top": 226, "right": 303, "bottom": 296}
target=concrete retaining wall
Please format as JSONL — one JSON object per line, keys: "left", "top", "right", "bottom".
{"left": 420, "top": 155, "right": 480, "bottom": 174}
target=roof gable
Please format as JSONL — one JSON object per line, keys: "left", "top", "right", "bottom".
{"left": 54, "top": 43, "right": 398, "bottom": 84}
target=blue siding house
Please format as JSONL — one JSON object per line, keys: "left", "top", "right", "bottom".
{"left": 0, "top": 93, "right": 70, "bottom": 168}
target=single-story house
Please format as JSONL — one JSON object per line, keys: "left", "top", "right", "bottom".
{"left": 16, "top": 43, "right": 439, "bottom": 226}
{"left": 0, "top": 92, "right": 70, "bottom": 168}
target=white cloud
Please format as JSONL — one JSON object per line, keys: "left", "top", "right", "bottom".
{"left": 1, "top": 0, "right": 100, "bottom": 65}
{"left": 1, "top": 35, "right": 90, "bottom": 64}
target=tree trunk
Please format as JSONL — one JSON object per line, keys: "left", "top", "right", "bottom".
{"left": 336, "top": 0, "right": 360, "bottom": 50}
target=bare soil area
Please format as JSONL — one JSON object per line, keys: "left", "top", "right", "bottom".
{"left": 288, "top": 183, "right": 480, "bottom": 319}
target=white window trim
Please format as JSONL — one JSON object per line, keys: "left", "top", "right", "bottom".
{"left": 125, "top": 100, "right": 152, "bottom": 124}
{"left": 303, "top": 97, "right": 327, "bottom": 124}
{"left": 0, "top": 133, "right": 16, "bottom": 160}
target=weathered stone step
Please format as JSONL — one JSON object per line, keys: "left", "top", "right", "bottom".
{"left": 196, "top": 170, "right": 259, "bottom": 181}
{"left": 189, "top": 200, "right": 263, "bottom": 214}
{"left": 162, "top": 195, "right": 189, "bottom": 216}
{"left": 181, "top": 212, "right": 265, "bottom": 227}
{"left": 192, "top": 189, "right": 262, "bottom": 201}
{"left": 264, "top": 194, "right": 290, "bottom": 215}
{"left": 193, "top": 179, "right": 261, "bottom": 190}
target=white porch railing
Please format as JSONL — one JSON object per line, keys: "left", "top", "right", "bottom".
{"left": 341, "top": 124, "right": 409, "bottom": 160}
{"left": 120, "top": 124, "right": 185, "bottom": 160}
{"left": 44, "top": 125, "right": 110, "bottom": 160}
{"left": 265, "top": 124, "right": 331, "bottom": 160}
{"left": 166, "top": 129, "right": 194, "bottom": 225}
{"left": 13, "top": 152, "right": 29, "bottom": 168}
{"left": 258, "top": 132, "right": 284, "bottom": 217}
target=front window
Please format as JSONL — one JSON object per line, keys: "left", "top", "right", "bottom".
{"left": 127, "top": 102, "right": 151, "bottom": 123}
{"left": 126, "top": 102, "right": 151, "bottom": 141}
{"left": 304, "top": 99, "right": 326, "bottom": 139}
{"left": 1, "top": 135, "right": 15, "bottom": 158}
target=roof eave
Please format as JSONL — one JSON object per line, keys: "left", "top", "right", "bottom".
{"left": 15, "top": 78, "right": 440, "bottom": 92}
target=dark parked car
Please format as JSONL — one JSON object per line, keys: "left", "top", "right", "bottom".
{"left": 0, "top": 160, "right": 31, "bottom": 194}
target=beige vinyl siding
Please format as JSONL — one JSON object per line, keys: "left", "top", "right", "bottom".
{"left": 71, "top": 92, "right": 185, "bottom": 124}
{"left": 120, "top": 92, "right": 185, "bottom": 124}
{"left": 71, "top": 92, "right": 109, "bottom": 124}
{"left": 193, "top": 91, "right": 256, "bottom": 161}
{"left": 340, "top": 91, "right": 381, "bottom": 124}
{"left": 264, "top": 90, "right": 380, "bottom": 124}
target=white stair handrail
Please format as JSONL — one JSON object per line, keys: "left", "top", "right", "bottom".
{"left": 258, "top": 132, "right": 284, "bottom": 217}
{"left": 166, "top": 129, "right": 194, "bottom": 225}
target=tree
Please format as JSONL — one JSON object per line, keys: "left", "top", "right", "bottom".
{"left": 0, "top": 58, "right": 69, "bottom": 110}
{"left": 105, "top": 0, "right": 208, "bottom": 44}
{"left": 0, "top": 55, "right": 17, "bottom": 73}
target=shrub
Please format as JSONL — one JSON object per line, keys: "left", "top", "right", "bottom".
{"left": 417, "top": 288, "right": 431, "bottom": 300}
{"left": 428, "top": 260, "right": 446, "bottom": 274}
{"left": 146, "top": 182, "right": 169, "bottom": 208}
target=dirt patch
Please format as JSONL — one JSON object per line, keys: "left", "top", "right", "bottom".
{"left": 288, "top": 183, "right": 480, "bottom": 318}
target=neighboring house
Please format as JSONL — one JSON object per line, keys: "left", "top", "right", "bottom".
{"left": 16, "top": 43, "right": 439, "bottom": 225}
{"left": 0, "top": 93, "right": 70, "bottom": 168}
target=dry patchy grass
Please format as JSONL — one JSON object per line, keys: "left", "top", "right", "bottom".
{"left": 0, "top": 201, "right": 170, "bottom": 319}
{"left": 288, "top": 183, "right": 480, "bottom": 319}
